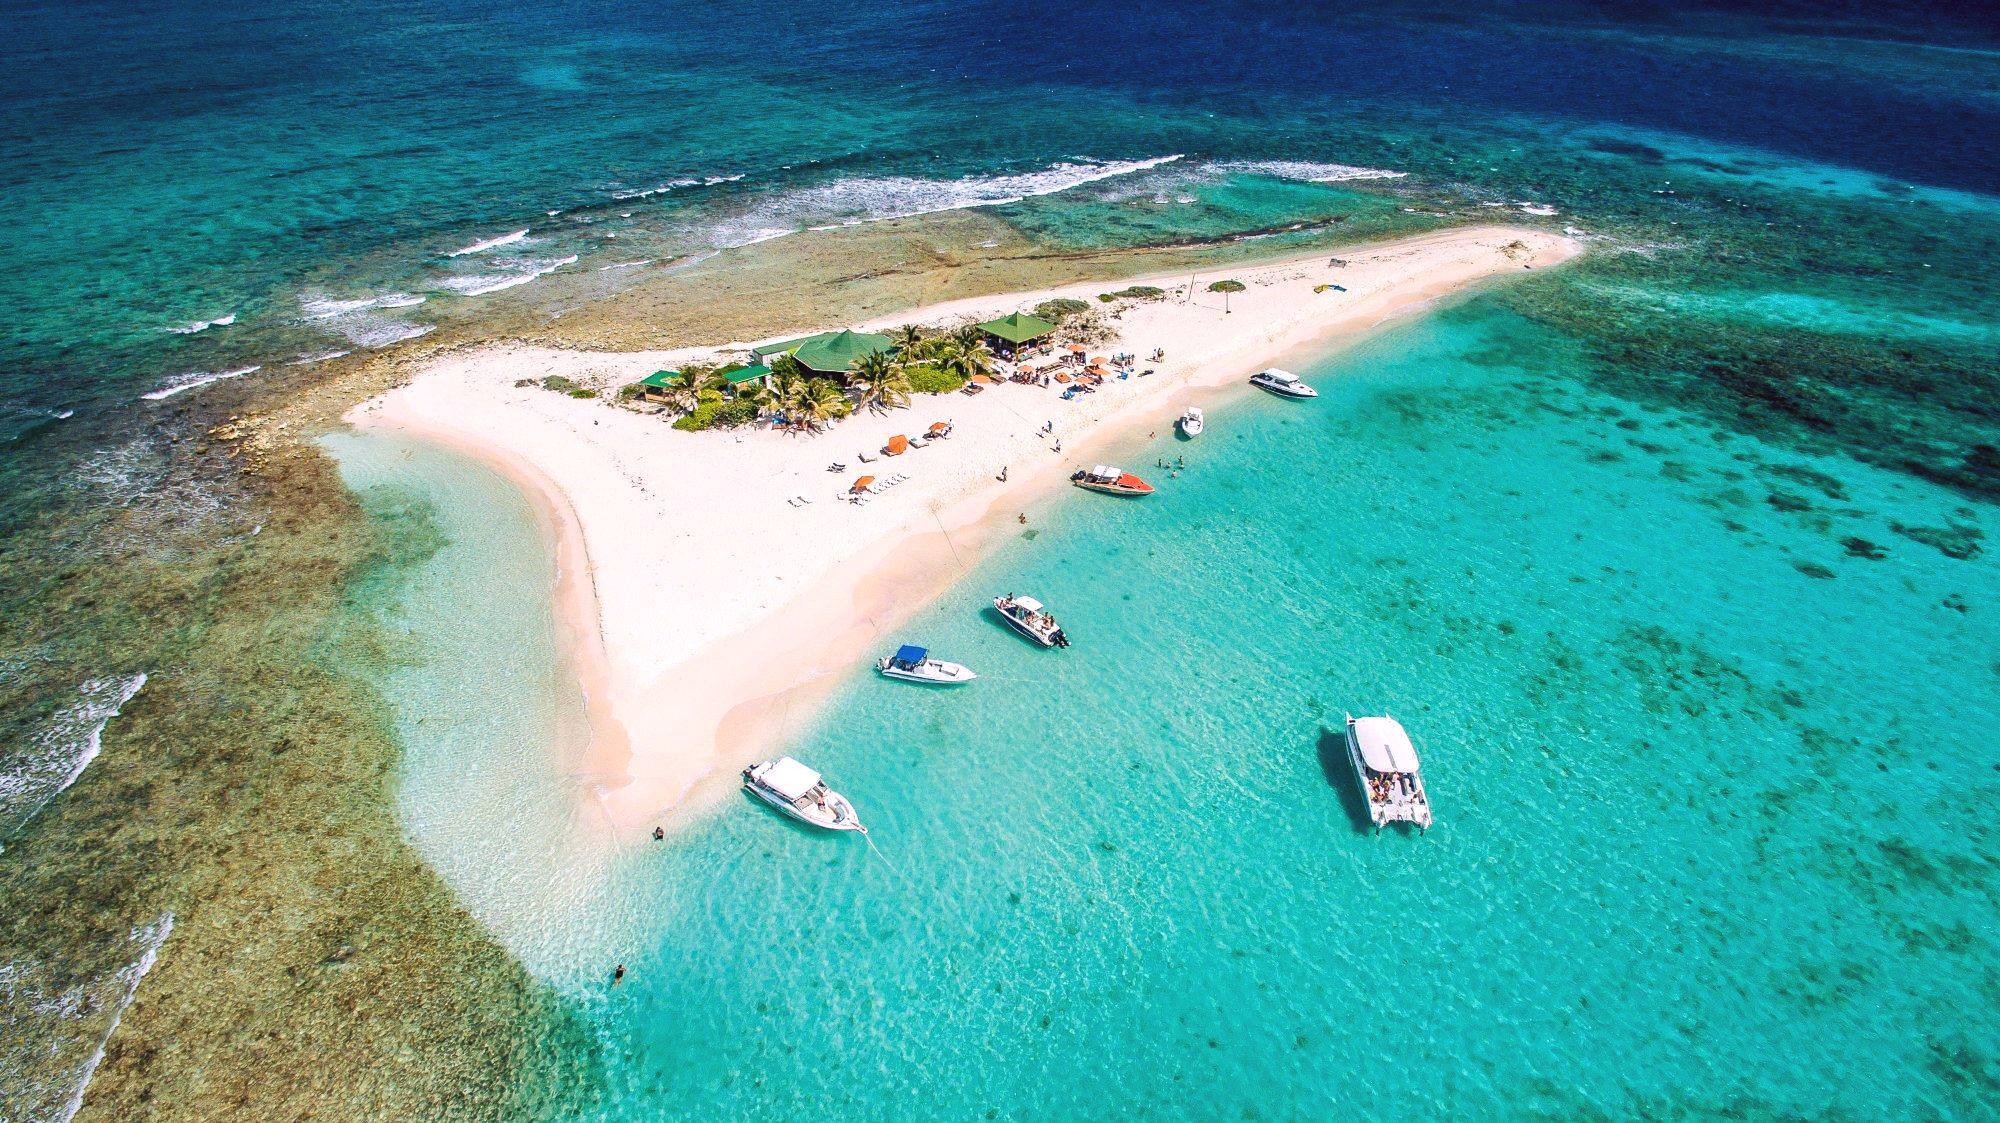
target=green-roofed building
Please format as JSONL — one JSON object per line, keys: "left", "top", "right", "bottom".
{"left": 722, "top": 362, "right": 772, "bottom": 387}
{"left": 975, "top": 311, "right": 1057, "bottom": 357}
{"left": 638, "top": 369, "right": 681, "bottom": 401}
{"left": 749, "top": 329, "right": 896, "bottom": 377}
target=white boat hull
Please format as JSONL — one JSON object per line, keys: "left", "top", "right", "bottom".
{"left": 994, "top": 598, "right": 1067, "bottom": 648}
{"left": 876, "top": 658, "right": 978, "bottom": 685}
{"left": 746, "top": 781, "right": 866, "bottom": 833}
{"left": 1345, "top": 717, "right": 1432, "bottom": 832}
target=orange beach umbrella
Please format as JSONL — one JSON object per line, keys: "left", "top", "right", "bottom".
{"left": 851, "top": 475, "right": 876, "bottom": 492}
{"left": 928, "top": 421, "right": 949, "bottom": 434}
{"left": 885, "top": 435, "right": 909, "bottom": 455}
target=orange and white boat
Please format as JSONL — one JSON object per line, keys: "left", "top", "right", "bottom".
{"left": 1070, "top": 464, "right": 1154, "bottom": 497}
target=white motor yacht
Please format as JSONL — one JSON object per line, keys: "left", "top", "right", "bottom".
{"left": 1249, "top": 368, "right": 1317, "bottom": 399}
{"left": 743, "top": 757, "right": 867, "bottom": 833}
{"left": 1178, "top": 406, "right": 1205, "bottom": 437}
{"left": 994, "top": 594, "right": 1069, "bottom": 648}
{"left": 1344, "top": 714, "right": 1432, "bottom": 832}
{"left": 876, "top": 644, "right": 977, "bottom": 686}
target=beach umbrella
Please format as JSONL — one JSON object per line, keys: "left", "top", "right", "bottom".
{"left": 886, "top": 434, "right": 909, "bottom": 455}
{"left": 852, "top": 475, "right": 876, "bottom": 492}
{"left": 928, "top": 421, "right": 949, "bottom": 434}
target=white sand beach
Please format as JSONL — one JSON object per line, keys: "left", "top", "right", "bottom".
{"left": 350, "top": 225, "right": 1581, "bottom": 828}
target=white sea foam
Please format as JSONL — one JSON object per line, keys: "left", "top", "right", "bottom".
{"left": 438, "top": 254, "right": 578, "bottom": 296}
{"left": 0, "top": 675, "right": 145, "bottom": 839}
{"left": 445, "top": 228, "right": 531, "bottom": 256}
{"left": 300, "top": 291, "right": 425, "bottom": 320}
{"left": 1218, "top": 160, "right": 1409, "bottom": 183}
{"left": 289, "top": 349, "right": 353, "bottom": 365}
{"left": 163, "top": 312, "right": 236, "bottom": 335}
{"left": 140, "top": 366, "right": 261, "bottom": 401}
{"left": 1517, "top": 202, "right": 1559, "bottom": 216}
{"left": 598, "top": 259, "right": 653, "bottom": 271}
{"left": 0, "top": 913, "right": 173, "bottom": 1123}
{"left": 610, "top": 173, "right": 744, "bottom": 201}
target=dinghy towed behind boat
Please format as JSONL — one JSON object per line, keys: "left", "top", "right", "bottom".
{"left": 994, "top": 594, "right": 1069, "bottom": 648}
{"left": 743, "top": 756, "right": 867, "bottom": 833}
{"left": 1344, "top": 714, "right": 1432, "bottom": 832}
{"left": 875, "top": 644, "right": 977, "bottom": 686}
{"left": 1070, "top": 464, "right": 1155, "bottom": 497}
{"left": 1178, "top": 406, "right": 1204, "bottom": 437}
{"left": 1249, "top": 368, "right": 1318, "bottom": 399}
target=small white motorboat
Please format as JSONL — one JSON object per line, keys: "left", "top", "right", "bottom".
{"left": 1070, "top": 464, "right": 1155, "bottom": 497}
{"left": 994, "top": 594, "right": 1069, "bottom": 648}
{"left": 743, "top": 757, "right": 867, "bottom": 833}
{"left": 1249, "top": 368, "right": 1317, "bottom": 399}
{"left": 1177, "top": 406, "right": 1204, "bottom": 437}
{"left": 1345, "top": 714, "right": 1432, "bottom": 832}
{"left": 876, "top": 644, "right": 977, "bottom": 686}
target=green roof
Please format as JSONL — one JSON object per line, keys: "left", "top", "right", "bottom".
{"left": 722, "top": 363, "right": 772, "bottom": 385}
{"left": 750, "top": 334, "right": 824, "bottom": 361}
{"left": 790, "top": 329, "right": 896, "bottom": 373}
{"left": 639, "top": 369, "right": 679, "bottom": 389}
{"left": 976, "top": 311, "right": 1056, "bottom": 344}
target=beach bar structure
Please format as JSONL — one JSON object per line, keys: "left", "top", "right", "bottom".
{"left": 639, "top": 363, "right": 774, "bottom": 400}
{"left": 750, "top": 329, "right": 896, "bottom": 378}
{"left": 975, "top": 311, "right": 1057, "bottom": 359}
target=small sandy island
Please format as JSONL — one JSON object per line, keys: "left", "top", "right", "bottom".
{"left": 350, "top": 225, "right": 1581, "bottom": 828}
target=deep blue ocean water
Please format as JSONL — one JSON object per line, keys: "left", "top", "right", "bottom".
{"left": 8, "top": 0, "right": 2000, "bottom": 1117}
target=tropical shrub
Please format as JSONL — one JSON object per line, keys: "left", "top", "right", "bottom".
{"left": 671, "top": 398, "right": 759, "bottom": 431}
{"left": 904, "top": 363, "right": 967, "bottom": 394}
{"left": 1034, "top": 298, "right": 1091, "bottom": 322}
{"left": 1108, "top": 285, "right": 1165, "bottom": 300}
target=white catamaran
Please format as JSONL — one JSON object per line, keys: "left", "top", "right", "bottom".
{"left": 743, "top": 757, "right": 867, "bottom": 833}
{"left": 1345, "top": 714, "right": 1432, "bottom": 832}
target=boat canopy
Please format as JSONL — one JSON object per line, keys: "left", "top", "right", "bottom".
{"left": 1011, "top": 596, "right": 1044, "bottom": 613}
{"left": 1260, "top": 368, "right": 1298, "bottom": 383}
{"left": 1089, "top": 464, "right": 1119, "bottom": 478}
{"left": 894, "top": 644, "right": 927, "bottom": 665}
{"left": 760, "top": 757, "right": 824, "bottom": 800}
{"left": 1352, "top": 717, "right": 1420, "bottom": 773}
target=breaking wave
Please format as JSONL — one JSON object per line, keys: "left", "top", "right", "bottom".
{"left": 300, "top": 291, "right": 426, "bottom": 319}
{"left": 0, "top": 912, "right": 173, "bottom": 1123}
{"left": 1218, "top": 160, "right": 1409, "bottom": 183}
{"left": 610, "top": 173, "right": 744, "bottom": 201}
{"left": 140, "top": 366, "right": 261, "bottom": 402}
{"left": 438, "top": 254, "right": 578, "bottom": 296}
{"left": 0, "top": 675, "right": 146, "bottom": 839}
{"left": 163, "top": 312, "right": 236, "bottom": 335}
{"left": 445, "top": 228, "right": 531, "bottom": 256}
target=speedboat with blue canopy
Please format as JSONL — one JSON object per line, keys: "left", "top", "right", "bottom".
{"left": 874, "top": 644, "right": 977, "bottom": 685}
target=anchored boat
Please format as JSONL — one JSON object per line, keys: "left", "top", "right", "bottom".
{"left": 1344, "top": 714, "right": 1432, "bottom": 832}
{"left": 1177, "top": 406, "right": 1204, "bottom": 437}
{"left": 994, "top": 594, "right": 1069, "bottom": 648}
{"left": 743, "top": 757, "right": 867, "bottom": 833}
{"left": 1249, "top": 368, "right": 1317, "bottom": 399}
{"left": 1070, "top": 464, "right": 1155, "bottom": 497}
{"left": 875, "top": 644, "right": 977, "bottom": 686}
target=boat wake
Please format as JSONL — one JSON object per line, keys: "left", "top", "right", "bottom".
{"left": 0, "top": 674, "right": 146, "bottom": 840}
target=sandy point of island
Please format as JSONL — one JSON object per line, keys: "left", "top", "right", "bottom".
{"left": 347, "top": 225, "right": 1582, "bottom": 831}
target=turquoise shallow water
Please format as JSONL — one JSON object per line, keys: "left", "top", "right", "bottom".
{"left": 345, "top": 298, "right": 1999, "bottom": 1118}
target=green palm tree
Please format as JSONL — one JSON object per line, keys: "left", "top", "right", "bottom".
{"left": 663, "top": 366, "right": 722, "bottom": 414}
{"left": 951, "top": 324, "right": 984, "bottom": 353}
{"left": 935, "top": 336, "right": 996, "bottom": 384}
{"left": 793, "top": 377, "right": 851, "bottom": 432}
{"left": 849, "top": 350, "right": 913, "bottom": 413}
{"left": 893, "top": 324, "right": 927, "bottom": 356}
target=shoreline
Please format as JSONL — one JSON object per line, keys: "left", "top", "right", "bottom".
{"left": 352, "top": 225, "right": 1582, "bottom": 830}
